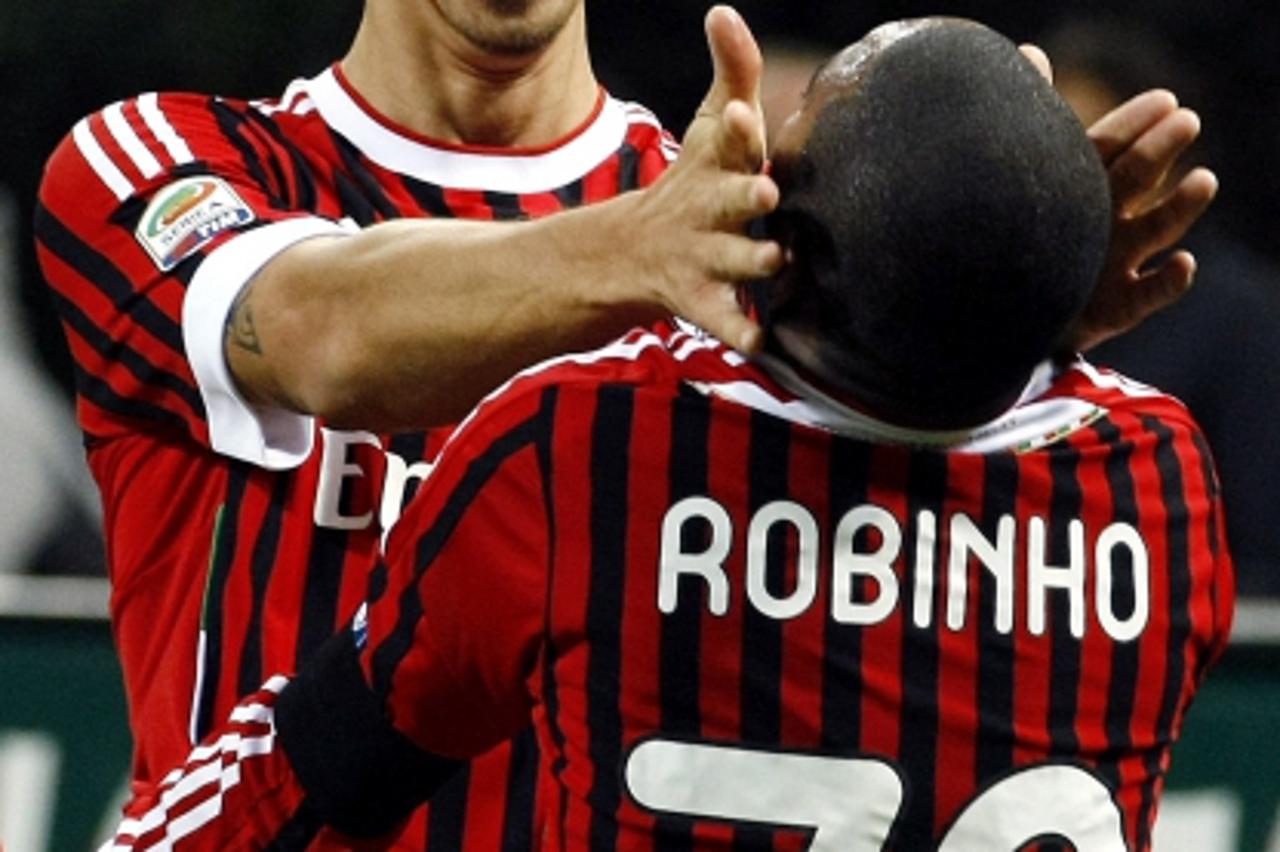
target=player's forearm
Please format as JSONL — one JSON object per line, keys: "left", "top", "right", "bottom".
{"left": 227, "top": 194, "right": 658, "bottom": 430}
{"left": 103, "top": 634, "right": 465, "bottom": 850}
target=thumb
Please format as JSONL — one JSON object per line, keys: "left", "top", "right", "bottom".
{"left": 701, "top": 5, "right": 763, "bottom": 115}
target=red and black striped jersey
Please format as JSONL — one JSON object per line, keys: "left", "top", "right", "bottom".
{"left": 365, "top": 323, "right": 1233, "bottom": 851}
{"left": 35, "top": 64, "right": 675, "bottom": 849}
{"left": 104, "top": 322, "right": 1233, "bottom": 850}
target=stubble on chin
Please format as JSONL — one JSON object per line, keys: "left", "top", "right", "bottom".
{"left": 438, "top": 0, "right": 580, "bottom": 56}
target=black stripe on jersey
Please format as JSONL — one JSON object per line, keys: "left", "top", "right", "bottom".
{"left": 820, "top": 437, "right": 873, "bottom": 751}
{"left": 553, "top": 179, "right": 585, "bottom": 209}
{"left": 294, "top": 527, "right": 351, "bottom": 668}
{"left": 331, "top": 133, "right": 405, "bottom": 221}
{"left": 734, "top": 410, "right": 792, "bottom": 849}
{"left": 263, "top": 800, "right": 324, "bottom": 850}
{"left": 211, "top": 100, "right": 286, "bottom": 209}
{"left": 401, "top": 176, "right": 456, "bottom": 218}
{"left": 1046, "top": 442, "right": 1083, "bottom": 760}
{"left": 654, "top": 386, "right": 711, "bottom": 852}
{"left": 660, "top": 387, "right": 712, "bottom": 735}
{"left": 585, "top": 384, "right": 635, "bottom": 852}
{"left": 1095, "top": 418, "right": 1138, "bottom": 795}
{"left": 194, "top": 464, "right": 251, "bottom": 740}
{"left": 975, "top": 454, "right": 1018, "bottom": 784}
{"left": 537, "top": 389, "right": 573, "bottom": 827}
{"left": 501, "top": 729, "right": 540, "bottom": 852}
{"left": 895, "top": 451, "right": 949, "bottom": 849}
{"left": 34, "top": 202, "right": 186, "bottom": 354}
{"left": 1138, "top": 417, "right": 1193, "bottom": 850}
{"left": 370, "top": 389, "right": 558, "bottom": 696}
{"left": 426, "top": 767, "right": 470, "bottom": 852}
{"left": 48, "top": 287, "right": 205, "bottom": 418}
{"left": 237, "top": 472, "right": 291, "bottom": 697}
{"left": 484, "top": 191, "right": 527, "bottom": 221}
{"left": 740, "top": 410, "right": 791, "bottom": 746}
{"left": 617, "top": 144, "right": 641, "bottom": 192}
{"left": 1190, "top": 430, "right": 1225, "bottom": 673}
{"left": 1190, "top": 432, "right": 1220, "bottom": 502}
{"left": 243, "top": 109, "right": 320, "bottom": 212}
{"left": 69, "top": 359, "right": 192, "bottom": 435}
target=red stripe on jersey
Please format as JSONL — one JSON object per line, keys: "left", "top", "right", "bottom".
{"left": 858, "top": 443, "right": 908, "bottom": 760}
{"left": 1174, "top": 428, "right": 1227, "bottom": 681}
{"left": 779, "top": 424, "right": 830, "bottom": 751}
{"left": 1120, "top": 410, "right": 1171, "bottom": 850}
{"left": 1066, "top": 425, "right": 1119, "bottom": 777}
{"left": 700, "top": 396, "right": 750, "bottom": 744}
{"left": 442, "top": 187, "right": 497, "bottom": 220}
{"left": 121, "top": 99, "right": 168, "bottom": 170}
{"left": 615, "top": 387, "right": 674, "bottom": 845}
{"left": 581, "top": 150, "right": 624, "bottom": 205}
{"left": 544, "top": 386, "right": 599, "bottom": 850}
{"left": 88, "top": 109, "right": 149, "bottom": 188}
{"left": 518, "top": 190, "right": 569, "bottom": 219}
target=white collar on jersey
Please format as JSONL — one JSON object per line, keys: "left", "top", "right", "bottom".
{"left": 301, "top": 67, "right": 632, "bottom": 194}
{"left": 689, "top": 354, "right": 1108, "bottom": 455}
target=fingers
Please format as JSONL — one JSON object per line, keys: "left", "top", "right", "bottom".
{"left": 1138, "top": 250, "right": 1198, "bottom": 305}
{"left": 1088, "top": 89, "right": 1178, "bottom": 164}
{"left": 689, "top": 284, "right": 766, "bottom": 355}
{"left": 702, "top": 6, "right": 763, "bottom": 115}
{"left": 1018, "top": 43, "right": 1053, "bottom": 83}
{"left": 712, "top": 172, "right": 778, "bottom": 225}
{"left": 703, "top": 232, "right": 784, "bottom": 282}
{"left": 1114, "top": 167, "right": 1218, "bottom": 264}
{"left": 718, "top": 99, "right": 766, "bottom": 172}
{"left": 1106, "top": 107, "right": 1202, "bottom": 213}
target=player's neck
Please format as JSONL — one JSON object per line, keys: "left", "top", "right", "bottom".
{"left": 341, "top": 3, "right": 599, "bottom": 149}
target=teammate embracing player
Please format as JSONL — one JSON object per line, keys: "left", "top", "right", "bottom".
{"left": 96, "top": 16, "right": 1230, "bottom": 851}
{"left": 38, "top": 3, "right": 785, "bottom": 848}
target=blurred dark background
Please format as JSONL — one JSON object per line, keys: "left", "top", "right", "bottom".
{"left": 3, "top": 0, "right": 1279, "bottom": 592}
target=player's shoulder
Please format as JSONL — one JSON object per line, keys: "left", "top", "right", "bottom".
{"left": 444, "top": 321, "right": 738, "bottom": 445}
{"left": 40, "top": 74, "right": 319, "bottom": 209}
{"left": 1048, "top": 356, "right": 1207, "bottom": 440}
{"left": 615, "top": 98, "right": 680, "bottom": 164}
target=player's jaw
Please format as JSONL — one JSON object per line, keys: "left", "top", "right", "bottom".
{"left": 430, "top": 0, "right": 584, "bottom": 56}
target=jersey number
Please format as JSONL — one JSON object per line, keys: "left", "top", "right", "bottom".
{"left": 624, "top": 740, "right": 1127, "bottom": 851}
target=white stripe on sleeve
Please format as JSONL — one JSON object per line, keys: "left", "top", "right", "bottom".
{"left": 103, "top": 101, "right": 162, "bottom": 179}
{"left": 73, "top": 118, "right": 134, "bottom": 201}
{"left": 138, "top": 93, "right": 195, "bottom": 166}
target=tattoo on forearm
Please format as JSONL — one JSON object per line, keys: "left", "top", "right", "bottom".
{"left": 226, "top": 285, "right": 264, "bottom": 355}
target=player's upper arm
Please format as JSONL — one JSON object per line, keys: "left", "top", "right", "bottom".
{"left": 361, "top": 378, "right": 561, "bottom": 759}
{"left": 35, "top": 92, "right": 350, "bottom": 468}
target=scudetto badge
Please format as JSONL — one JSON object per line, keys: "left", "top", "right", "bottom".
{"left": 135, "top": 176, "right": 255, "bottom": 271}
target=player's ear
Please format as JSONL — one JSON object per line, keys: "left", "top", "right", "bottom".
{"left": 757, "top": 205, "right": 828, "bottom": 344}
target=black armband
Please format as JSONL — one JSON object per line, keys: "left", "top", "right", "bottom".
{"left": 275, "top": 629, "right": 462, "bottom": 837}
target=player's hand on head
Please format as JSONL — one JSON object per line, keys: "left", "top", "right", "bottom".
{"left": 1066, "top": 90, "right": 1219, "bottom": 352}
{"left": 631, "top": 5, "right": 782, "bottom": 354}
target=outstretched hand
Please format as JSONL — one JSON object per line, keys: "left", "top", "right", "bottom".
{"left": 629, "top": 5, "right": 781, "bottom": 353}
{"left": 1066, "top": 90, "right": 1219, "bottom": 352}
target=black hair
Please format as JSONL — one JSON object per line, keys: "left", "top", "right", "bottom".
{"left": 766, "top": 20, "right": 1111, "bottom": 428}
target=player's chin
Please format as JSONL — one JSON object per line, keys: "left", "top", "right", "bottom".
{"left": 469, "top": 0, "right": 581, "bottom": 53}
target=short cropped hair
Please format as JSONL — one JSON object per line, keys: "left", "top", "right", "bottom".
{"left": 771, "top": 21, "right": 1111, "bottom": 427}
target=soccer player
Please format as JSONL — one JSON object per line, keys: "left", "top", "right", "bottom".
{"left": 37, "top": 4, "right": 781, "bottom": 847}
{"left": 103, "top": 17, "right": 1232, "bottom": 851}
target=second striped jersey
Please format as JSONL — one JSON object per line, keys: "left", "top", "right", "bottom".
{"left": 107, "top": 321, "right": 1234, "bottom": 849}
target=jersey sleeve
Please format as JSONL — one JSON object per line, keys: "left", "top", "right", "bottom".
{"left": 360, "top": 376, "right": 557, "bottom": 758}
{"left": 35, "top": 92, "right": 354, "bottom": 467}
